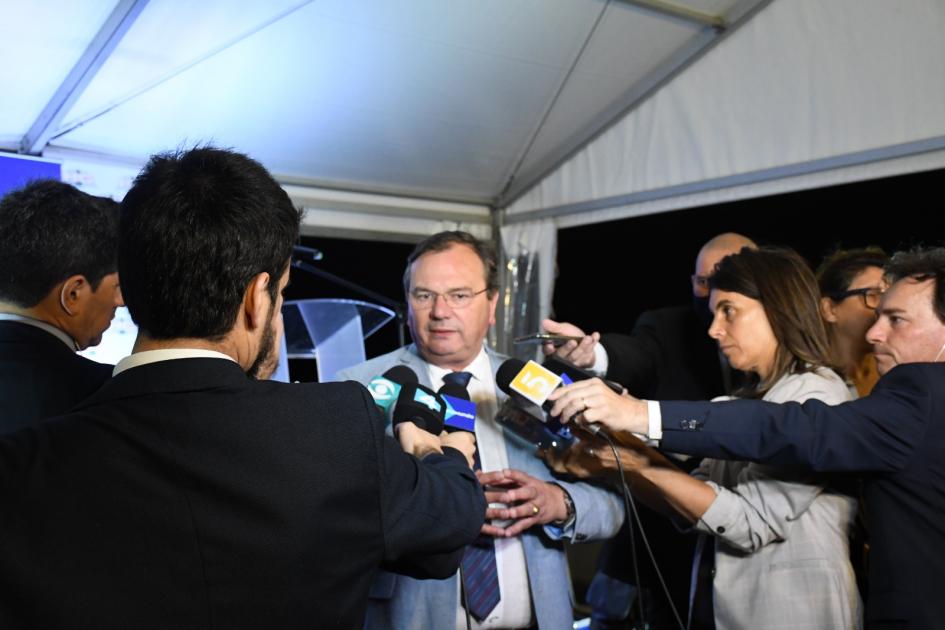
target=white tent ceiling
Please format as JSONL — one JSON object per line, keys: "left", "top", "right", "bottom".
{"left": 1, "top": 0, "right": 765, "bottom": 217}
{"left": 3, "top": 0, "right": 941, "bottom": 242}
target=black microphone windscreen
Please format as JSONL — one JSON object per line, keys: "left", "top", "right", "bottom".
{"left": 391, "top": 383, "right": 446, "bottom": 434}
{"left": 541, "top": 355, "right": 592, "bottom": 380}
{"left": 495, "top": 358, "right": 527, "bottom": 396}
{"left": 542, "top": 355, "right": 623, "bottom": 395}
{"left": 383, "top": 365, "right": 418, "bottom": 385}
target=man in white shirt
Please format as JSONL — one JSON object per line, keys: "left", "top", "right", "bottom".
{"left": 338, "top": 231, "right": 625, "bottom": 630}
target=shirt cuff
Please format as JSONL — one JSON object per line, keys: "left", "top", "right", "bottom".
{"left": 543, "top": 520, "right": 576, "bottom": 540}
{"left": 693, "top": 481, "right": 732, "bottom": 537}
{"left": 645, "top": 400, "right": 662, "bottom": 441}
{"left": 592, "top": 343, "right": 609, "bottom": 376}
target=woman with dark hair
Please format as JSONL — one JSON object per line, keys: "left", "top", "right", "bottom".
{"left": 817, "top": 248, "right": 889, "bottom": 397}
{"left": 547, "top": 247, "right": 861, "bottom": 630}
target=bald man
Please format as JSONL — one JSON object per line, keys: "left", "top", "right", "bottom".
{"left": 544, "top": 232, "right": 755, "bottom": 398}
{"left": 542, "top": 232, "right": 755, "bottom": 629}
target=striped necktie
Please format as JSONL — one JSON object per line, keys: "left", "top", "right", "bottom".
{"left": 444, "top": 371, "right": 501, "bottom": 620}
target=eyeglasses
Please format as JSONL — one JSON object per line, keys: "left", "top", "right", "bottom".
{"left": 409, "top": 288, "right": 489, "bottom": 309}
{"left": 829, "top": 286, "right": 884, "bottom": 309}
{"left": 691, "top": 274, "right": 710, "bottom": 290}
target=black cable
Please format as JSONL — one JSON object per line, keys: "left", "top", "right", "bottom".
{"left": 595, "top": 430, "right": 644, "bottom": 626}
{"left": 597, "top": 430, "right": 686, "bottom": 630}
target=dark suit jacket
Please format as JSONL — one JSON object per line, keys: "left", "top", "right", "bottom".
{"left": 659, "top": 363, "right": 945, "bottom": 629}
{"left": 601, "top": 305, "right": 727, "bottom": 400}
{"left": 0, "top": 321, "right": 112, "bottom": 434}
{"left": 0, "top": 358, "right": 485, "bottom": 629}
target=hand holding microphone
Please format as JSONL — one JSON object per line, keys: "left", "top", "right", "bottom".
{"left": 391, "top": 382, "right": 448, "bottom": 459}
{"left": 436, "top": 379, "right": 478, "bottom": 468}
{"left": 540, "top": 432, "right": 650, "bottom": 480}
{"left": 546, "top": 377, "right": 648, "bottom": 436}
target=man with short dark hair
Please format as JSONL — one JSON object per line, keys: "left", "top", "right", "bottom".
{"left": 550, "top": 246, "right": 945, "bottom": 628}
{"left": 0, "top": 180, "right": 122, "bottom": 433}
{"left": 0, "top": 148, "right": 485, "bottom": 629}
{"left": 339, "top": 230, "right": 624, "bottom": 630}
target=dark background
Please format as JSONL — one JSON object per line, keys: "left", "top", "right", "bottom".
{"left": 287, "top": 167, "right": 943, "bottom": 371}
{"left": 551, "top": 167, "right": 942, "bottom": 336}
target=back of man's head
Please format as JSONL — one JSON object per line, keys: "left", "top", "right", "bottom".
{"left": 119, "top": 147, "right": 301, "bottom": 340}
{"left": 0, "top": 180, "right": 119, "bottom": 307}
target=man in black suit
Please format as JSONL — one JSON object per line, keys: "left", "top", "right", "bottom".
{"left": 541, "top": 232, "right": 754, "bottom": 628}
{"left": 550, "top": 247, "right": 945, "bottom": 629}
{"left": 0, "top": 147, "right": 485, "bottom": 629}
{"left": 0, "top": 181, "right": 123, "bottom": 433}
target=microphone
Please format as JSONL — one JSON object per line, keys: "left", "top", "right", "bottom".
{"left": 541, "top": 355, "right": 624, "bottom": 395}
{"left": 496, "top": 358, "right": 605, "bottom": 440}
{"left": 494, "top": 359, "right": 575, "bottom": 452}
{"left": 438, "top": 382, "right": 477, "bottom": 433}
{"left": 390, "top": 382, "right": 447, "bottom": 434}
{"left": 495, "top": 358, "right": 562, "bottom": 412}
{"left": 366, "top": 366, "right": 419, "bottom": 416}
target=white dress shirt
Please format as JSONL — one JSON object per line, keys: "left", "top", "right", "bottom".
{"left": 113, "top": 348, "right": 236, "bottom": 375}
{"left": 424, "top": 347, "right": 535, "bottom": 629}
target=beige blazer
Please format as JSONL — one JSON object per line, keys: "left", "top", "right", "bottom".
{"left": 694, "top": 367, "right": 862, "bottom": 629}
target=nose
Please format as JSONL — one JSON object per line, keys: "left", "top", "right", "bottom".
{"left": 865, "top": 317, "right": 885, "bottom": 345}
{"left": 115, "top": 285, "right": 125, "bottom": 308}
{"left": 430, "top": 293, "right": 452, "bottom": 318}
{"left": 708, "top": 312, "right": 724, "bottom": 340}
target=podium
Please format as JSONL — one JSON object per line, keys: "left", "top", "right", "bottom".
{"left": 282, "top": 298, "right": 396, "bottom": 382}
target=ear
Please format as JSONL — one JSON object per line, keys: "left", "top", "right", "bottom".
{"left": 59, "top": 275, "right": 91, "bottom": 316}
{"left": 486, "top": 290, "right": 499, "bottom": 327}
{"left": 819, "top": 296, "right": 839, "bottom": 324}
{"left": 243, "top": 272, "right": 272, "bottom": 332}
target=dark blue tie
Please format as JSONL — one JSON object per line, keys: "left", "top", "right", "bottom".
{"left": 444, "top": 371, "right": 501, "bottom": 620}
{"left": 442, "top": 370, "right": 473, "bottom": 389}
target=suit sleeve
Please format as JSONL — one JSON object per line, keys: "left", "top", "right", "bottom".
{"left": 551, "top": 478, "right": 626, "bottom": 542}
{"left": 659, "top": 363, "right": 933, "bottom": 473}
{"left": 358, "top": 386, "right": 485, "bottom": 579}
{"left": 694, "top": 461, "right": 827, "bottom": 553}
{"left": 599, "top": 310, "right": 663, "bottom": 396}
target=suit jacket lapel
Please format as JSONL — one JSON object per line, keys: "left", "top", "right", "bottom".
{"left": 395, "top": 345, "right": 434, "bottom": 389}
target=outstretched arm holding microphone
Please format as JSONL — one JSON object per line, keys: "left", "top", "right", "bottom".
{"left": 545, "top": 378, "right": 717, "bottom": 524}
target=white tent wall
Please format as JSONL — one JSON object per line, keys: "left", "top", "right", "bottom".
{"left": 496, "top": 219, "right": 557, "bottom": 359}
{"left": 288, "top": 185, "right": 492, "bottom": 243}
{"left": 504, "top": 0, "right": 945, "bottom": 229}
